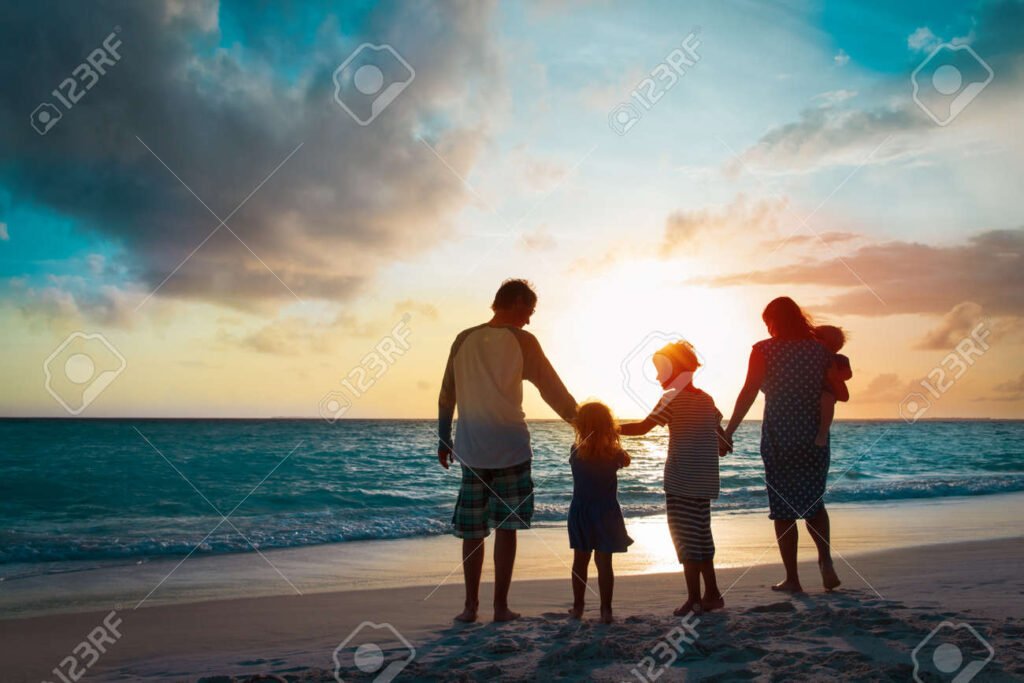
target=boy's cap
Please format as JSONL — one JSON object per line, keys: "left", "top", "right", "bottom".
{"left": 656, "top": 340, "right": 701, "bottom": 372}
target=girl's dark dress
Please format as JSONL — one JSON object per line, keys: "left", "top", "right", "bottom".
{"left": 567, "top": 446, "right": 634, "bottom": 553}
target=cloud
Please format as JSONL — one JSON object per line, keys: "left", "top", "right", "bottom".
{"left": 733, "top": 1, "right": 1024, "bottom": 175}
{"left": 915, "top": 301, "right": 986, "bottom": 350}
{"left": 518, "top": 228, "right": 557, "bottom": 251}
{"left": 857, "top": 373, "right": 918, "bottom": 403}
{"left": 702, "top": 228, "right": 1024, "bottom": 318}
{"left": 12, "top": 276, "right": 156, "bottom": 329}
{"left": 663, "top": 195, "right": 789, "bottom": 252}
{"left": 908, "top": 27, "right": 941, "bottom": 53}
{"left": 991, "top": 372, "right": 1024, "bottom": 401}
{"left": 0, "top": 0, "right": 501, "bottom": 310}
{"left": 0, "top": 222, "right": 7, "bottom": 241}
{"left": 393, "top": 299, "right": 438, "bottom": 320}
{"left": 759, "top": 231, "right": 861, "bottom": 251}
{"left": 731, "top": 104, "right": 926, "bottom": 174}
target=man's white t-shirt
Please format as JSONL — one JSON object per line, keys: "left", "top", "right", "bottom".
{"left": 438, "top": 324, "right": 577, "bottom": 469}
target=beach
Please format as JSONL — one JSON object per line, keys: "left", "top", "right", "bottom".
{"left": 3, "top": 504, "right": 1023, "bottom": 681}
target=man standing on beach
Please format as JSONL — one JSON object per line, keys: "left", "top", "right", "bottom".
{"left": 437, "top": 278, "right": 578, "bottom": 622}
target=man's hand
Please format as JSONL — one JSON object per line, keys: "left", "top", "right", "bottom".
{"left": 438, "top": 446, "right": 454, "bottom": 469}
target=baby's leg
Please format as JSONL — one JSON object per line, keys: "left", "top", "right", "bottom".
{"left": 594, "top": 551, "right": 615, "bottom": 624}
{"left": 815, "top": 392, "right": 836, "bottom": 447}
{"left": 570, "top": 550, "right": 591, "bottom": 618}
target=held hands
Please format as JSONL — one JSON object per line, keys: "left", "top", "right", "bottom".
{"left": 717, "top": 430, "right": 734, "bottom": 458}
{"left": 438, "top": 446, "right": 454, "bottom": 469}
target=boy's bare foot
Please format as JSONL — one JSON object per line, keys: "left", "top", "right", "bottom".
{"left": 701, "top": 593, "right": 725, "bottom": 612}
{"left": 568, "top": 604, "right": 584, "bottom": 619}
{"left": 454, "top": 603, "right": 478, "bottom": 623}
{"left": 599, "top": 607, "right": 614, "bottom": 624}
{"left": 673, "top": 599, "right": 701, "bottom": 616}
{"left": 819, "top": 560, "right": 841, "bottom": 592}
{"left": 493, "top": 608, "right": 521, "bottom": 622}
{"left": 771, "top": 578, "right": 804, "bottom": 593}
{"left": 814, "top": 434, "right": 827, "bottom": 447}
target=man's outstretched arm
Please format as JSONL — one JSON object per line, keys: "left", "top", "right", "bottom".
{"left": 515, "top": 330, "right": 577, "bottom": 422}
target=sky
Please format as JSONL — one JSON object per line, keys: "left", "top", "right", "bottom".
{"left": 1, "top": 0, "right": 1022, "bottom": 419}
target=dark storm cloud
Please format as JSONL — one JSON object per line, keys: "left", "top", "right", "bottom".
{"left": 0, "top": 0, "right": 498, "bottom": 308}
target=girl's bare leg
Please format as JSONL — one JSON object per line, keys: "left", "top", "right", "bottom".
{"left": 594, "top": 551, "right": 615, "bottom": 624}
{"left": 569, "top": 550, "right": 590, "bottom": 618}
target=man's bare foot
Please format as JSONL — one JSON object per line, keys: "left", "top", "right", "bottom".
{"left": 819, "top": 560, "right": 841, "bottom": 592}
{"left": 814, "top": 434, "right": 827, "bottom": 447}
{"left": 599, "top": 607, "right": 614, "bottom": 624}
{"left": 673, "top": 598, "right": 702, "bottom": 616}
{"left": 701, "top": 593, "right": 725, "bottom": 612}
{"left": 771, "top": 578, "right": 804, "bottom": 593}
{"left": 454, "top": 604, "right": 478, "bottom": 623}
{"left": 568, "top": 604, "right": 584, "bottom": 619}
{"left": 493, "top": 607, "right": 521, "bottom": 622}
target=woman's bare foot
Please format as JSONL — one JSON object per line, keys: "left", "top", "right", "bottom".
{"left": 701, "top": 592, "right": 725, "bottom": 612}
{"left": 599, "top": 607, "right": 614, "bottom": 624}
{"left": 819, "top": 560, "right": 841, "bottom": 592}
{"left": 568, "top": 604, "right": 584, "bottom": 619}
{"left": 771, "top": 578, "right": 804, "bottom": 593}
{"left": 493, "top": 607, "right": 521, "bottom": 622}
{"left": 673, "top": 598, "right": 702, "bottom": 616}
{"left": 454, "top": 603, "right": 478, "bottom": 623}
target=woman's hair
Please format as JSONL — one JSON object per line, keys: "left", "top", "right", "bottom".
{"left": 762, "top": 297, "right": 816, "bottom": 339}
{"left": 573, "top": 401, "right": 625, "bottom": 463}
{"left": 814, "top": 325, "right": 846, "bottom": 353}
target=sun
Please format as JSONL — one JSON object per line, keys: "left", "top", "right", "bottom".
{"left": 543, "top": 258, "right": 762, "bottom": 419}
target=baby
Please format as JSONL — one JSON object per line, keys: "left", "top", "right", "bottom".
{"left": 815, "top": 325, "right": 852, "bottom": 447}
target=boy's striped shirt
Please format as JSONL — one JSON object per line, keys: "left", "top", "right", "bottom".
{"left": 649, "top": 387, "right": 722, "bottom": 499}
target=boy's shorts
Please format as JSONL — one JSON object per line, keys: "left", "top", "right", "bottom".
{"left": 666, "top": 494, "right": 715, "bottom": 562}
{"left": 452, "top": 460, "right": 534, "bottom": 539}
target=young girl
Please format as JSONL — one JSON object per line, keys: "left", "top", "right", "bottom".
{"left": 620, "top": 341, "right": 730, "bottom": 616}
{"left": 814, "top": 325, "right": 853, "bottom": 447}
{"left": 568, "top": 401, "right": 633, "bottom": 624}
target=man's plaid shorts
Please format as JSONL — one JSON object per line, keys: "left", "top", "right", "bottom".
{"left": 452, "top": 459, "right": 534, "bottom": 539}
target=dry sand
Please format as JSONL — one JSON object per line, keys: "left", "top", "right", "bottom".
{"left": 3, "top": 537, "right": 1023, "bottom": 681}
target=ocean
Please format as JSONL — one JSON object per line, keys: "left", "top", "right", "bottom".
{"left": 2, "top": 419, "right": 1022, "bottom": 578}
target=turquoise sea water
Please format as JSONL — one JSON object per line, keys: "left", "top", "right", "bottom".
{"left": 1, "top": 419, "right": 1022, "bottom": 574}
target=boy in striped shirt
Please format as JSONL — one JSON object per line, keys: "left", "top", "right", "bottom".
{"left": 619, "top": 341, "right": 731, "bottom": 616}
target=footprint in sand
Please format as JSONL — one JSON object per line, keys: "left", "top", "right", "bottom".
{"left": 744, "top": 601, "right": 796, "bottom": 614}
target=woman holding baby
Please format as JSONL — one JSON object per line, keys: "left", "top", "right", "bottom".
{"left": 724, "top": 296, "right": 847, "bottom": 594}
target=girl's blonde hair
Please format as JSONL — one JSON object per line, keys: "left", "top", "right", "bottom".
{"left": 574, "top": 401, "right": 625, "bottom": 463}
